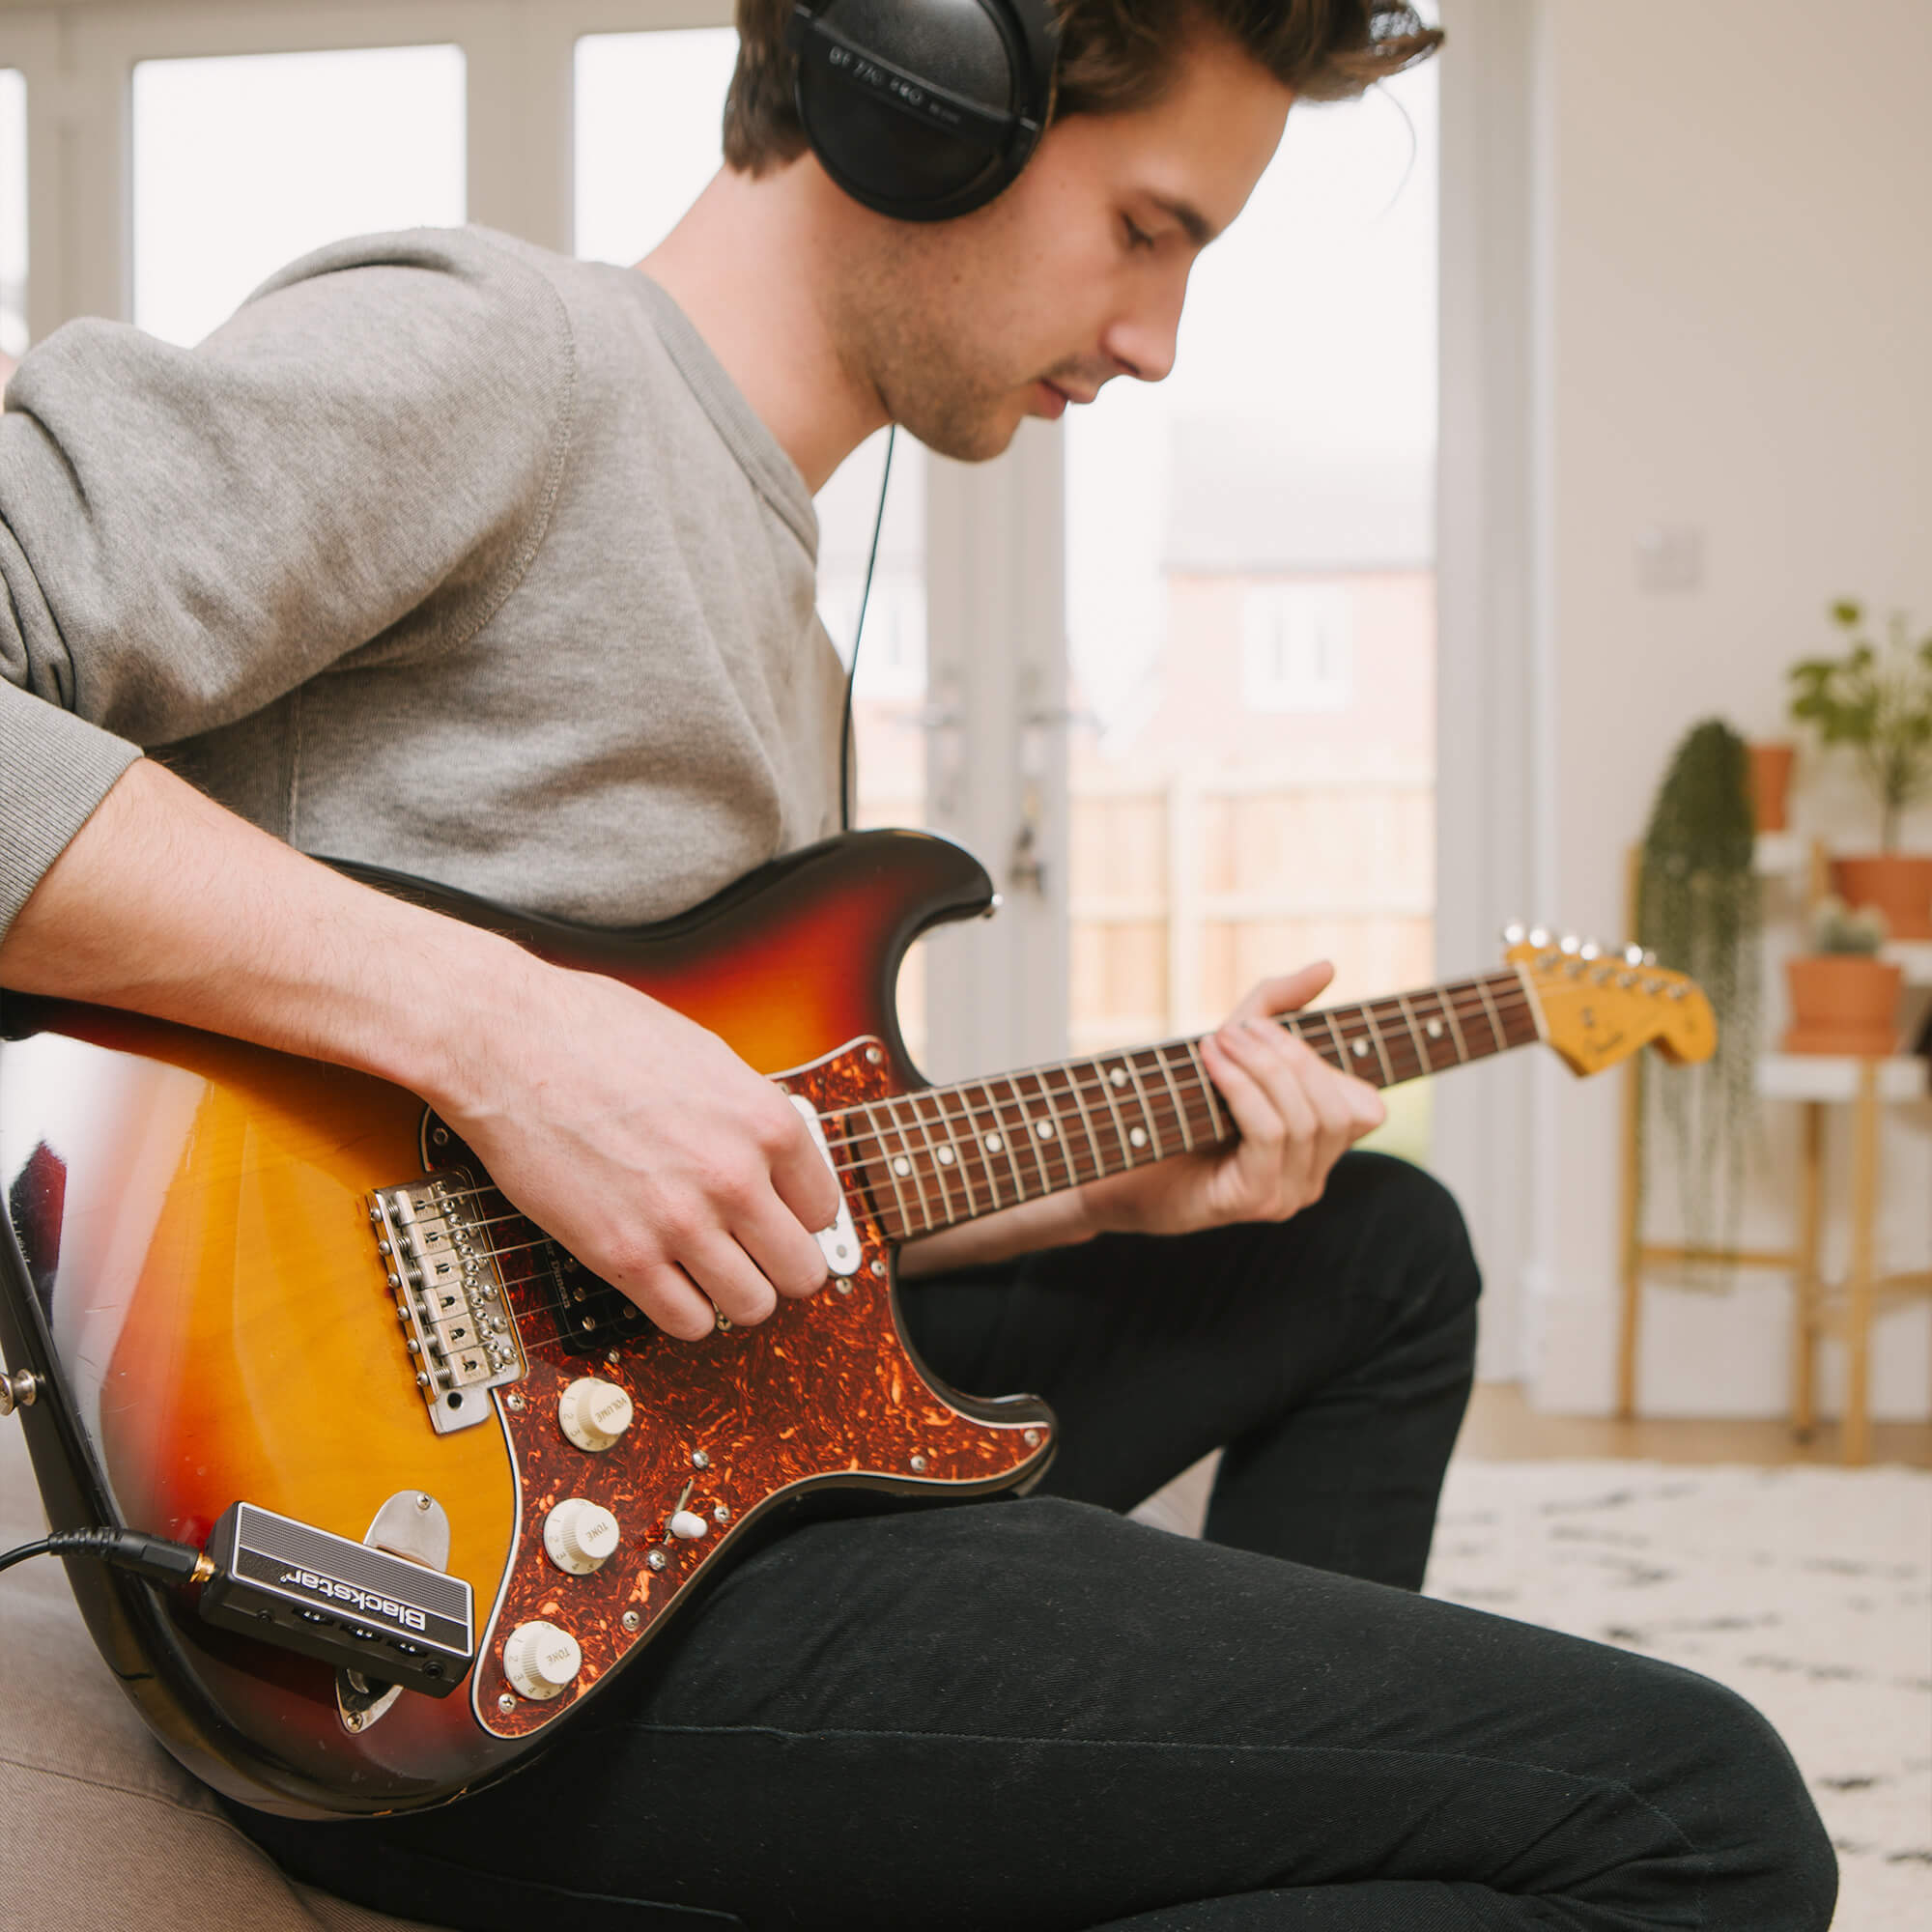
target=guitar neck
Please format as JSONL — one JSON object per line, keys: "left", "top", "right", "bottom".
{"left": 842, "top": 969, "right": 1543, "bottom": 1243}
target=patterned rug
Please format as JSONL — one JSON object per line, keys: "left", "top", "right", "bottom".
{"left": 1136, "top": 1458, "right": 1932, "bottom": 1928}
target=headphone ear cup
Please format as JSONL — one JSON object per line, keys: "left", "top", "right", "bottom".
{"left": 791, "top": 0, "right": 1055, "bottom": 222}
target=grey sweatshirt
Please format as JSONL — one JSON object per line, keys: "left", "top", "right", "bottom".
{"left": 0, "top": 225, "right": 847, "bottom": 940}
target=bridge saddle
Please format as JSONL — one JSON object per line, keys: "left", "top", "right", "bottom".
{"left": 369, "top": 1170, "right": 528, "bottom": 1435}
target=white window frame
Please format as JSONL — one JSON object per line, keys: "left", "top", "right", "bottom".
{"left": 1, "top": 4, "right": 1534, "bottom": 1229}
{"left": 0, "top": 0, "right": 1066, "bottom": 1083}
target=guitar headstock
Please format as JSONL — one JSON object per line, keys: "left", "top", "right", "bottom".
{"left": 1506, "top": 928, "right": 1717, "bottom": 1077}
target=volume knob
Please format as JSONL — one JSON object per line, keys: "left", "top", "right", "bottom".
{"left": 557, "top": 1377, "right": 634, "bottom": 1452}
{"left": 544, "top": 1497, "right": 621, "bottom": 1575}
{"left": 503, "top": 1620, "right": 582, "bottom": 1701}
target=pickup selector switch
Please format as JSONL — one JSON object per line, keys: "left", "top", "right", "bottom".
{"left": 503, "top": 1620, "right": 582, "bottom": 1701}
{"left": 668, "top": 1510, "right": 709, "bottom": 1542}
{"left": 544, "top": 1497, "right": 621, "bottom": 1575}
{"left": 557, "top": 1377, "right": 634, "bottom": 1452}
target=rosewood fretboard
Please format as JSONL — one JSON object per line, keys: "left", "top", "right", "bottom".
{"left": 838, "top": 970, "right": 1541, "bottom": 1242}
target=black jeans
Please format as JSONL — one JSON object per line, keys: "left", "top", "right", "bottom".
{"left": 234, "top": 1153, "right": 1834, "bottom": 1930}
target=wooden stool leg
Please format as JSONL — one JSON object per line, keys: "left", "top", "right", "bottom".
{"left": 1617, "top": 1056, "right": 1642, "bottom": 1420}
{"left": 1843, "top": 1065, "right": 1880, "bottom": 1466}
{"left": 1791, "top": 1101, "right": 1823, "bottom": 1441}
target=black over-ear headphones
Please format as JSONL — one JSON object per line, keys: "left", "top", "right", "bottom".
{"left": 785, "top": 1, "right": 1062, "bottom": 221}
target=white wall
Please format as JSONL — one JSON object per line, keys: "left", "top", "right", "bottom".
{"left": 1524, "top": 0, "right": 1932, "bottom": 1417}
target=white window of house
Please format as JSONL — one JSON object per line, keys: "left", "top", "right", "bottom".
{"left": 1241, "top": 584, "right": 1354, "bottom": 713}
{"left": 0, "top": 69, "right": 25, "bottom": 361}
{"left": 131, "top": 45, "right": 466, "bottom": 348}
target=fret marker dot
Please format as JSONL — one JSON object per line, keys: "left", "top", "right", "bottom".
{"left": 936, "top": 1147, "right": 954, "bottom": 1165}
{"left": 1128, "top": 1127, "right": 1148, "bottom": 1149}
{"left": 1351, "top": 1038, "right": 1370, "bottom": 1059}
{"left": 1109, "top": 1068, "right": 1128, "bottom": 1089}
{"left": 984, "top": 1133, "right": 1004, "bottom": 1153}
{"left": 1426, "top": 1019, "right": 1444, "bottom": 1039}
{"left": 1035, "top": 1120, "right": 1055, "bottom": 1140}
{"left": 892, "top": 1156, "right": 912, "bottom": 1178}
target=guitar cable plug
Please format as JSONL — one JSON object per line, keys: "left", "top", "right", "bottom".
{"left": 0, "top": 1526, "right": 214, "bottom": 1587}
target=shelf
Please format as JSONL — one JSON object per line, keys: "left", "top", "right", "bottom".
{"left": 1881, "top": 940, "right": 1932, "bottom": 986}
{"left": 1755, "top": 1054, "right": 1929, "bottom": 1104}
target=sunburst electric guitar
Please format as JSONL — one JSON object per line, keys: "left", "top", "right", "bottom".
{"left": 0, "top": 829, "right": 1713, "bottom": 1818}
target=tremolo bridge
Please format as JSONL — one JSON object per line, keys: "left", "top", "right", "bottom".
{"left": 369, "top": 1173, "right": 528, "bottom": 1435}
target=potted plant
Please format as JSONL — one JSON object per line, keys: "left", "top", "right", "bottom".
{"left": 1784, "top": 897, "right": 1901, "bottom": 1055}
{"left": 1635, "top": 720, "right": 1760, "bottom": 1263}
{"left": 1789, "top": 601, "right": 1932, "bottom": 937}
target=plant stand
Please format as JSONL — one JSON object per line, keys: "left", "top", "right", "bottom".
{"left": 1616, "top": 838, "right": 1932, "bottom": 1461}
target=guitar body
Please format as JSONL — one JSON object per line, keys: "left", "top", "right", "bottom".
{"left": 0, "top": 830, "right": 1054, "bottom": 1818}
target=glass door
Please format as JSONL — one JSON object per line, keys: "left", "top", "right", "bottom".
{"left": 1063, "top": 62, "right": 1439, "bottom": 1162}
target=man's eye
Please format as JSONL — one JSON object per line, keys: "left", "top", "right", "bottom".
{"left": 1122, "top": 217, "right": 1155, "bottom": 252}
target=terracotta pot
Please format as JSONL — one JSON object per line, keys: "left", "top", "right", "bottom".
{"left": 1783, "top": 954, "right": 1903, "bottom": 1056}
{"left": 1832, "top": 854, "right": 1932, "bottom": 941}
{"left": 1747, "top": 743, "right": 1795, "bottom": 834}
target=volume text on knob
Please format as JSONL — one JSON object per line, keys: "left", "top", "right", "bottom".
{"left": 557, "top": 1377, "right": 634, "bottom": 1452}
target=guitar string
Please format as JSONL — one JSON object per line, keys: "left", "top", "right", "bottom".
{"left": 404, "top": 982, "right": 1535, "bottom": 1212}
{"left": 407, "top": 982, "right": 1525, "bottom": 1238}
{"left": 447, "top": 997, "right": 1542, "bottom": 1331}
{"left": 396, "top": 984, "right": 1540, "bottom": 1294}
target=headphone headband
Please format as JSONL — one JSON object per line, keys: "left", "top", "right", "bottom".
{"left": 786, "top": 1, "right": 1061, "bottom": 222}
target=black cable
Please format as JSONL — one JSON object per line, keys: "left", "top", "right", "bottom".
{"left": 0, "top": 1526, "right": 211, "bottom": 1587}
{"left": 838, "top": 424, "right": 896, "bottom": 834}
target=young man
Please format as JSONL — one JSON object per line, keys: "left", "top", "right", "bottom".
{"left": 0, "top": 2, "right": 1832, "bottom": 1926}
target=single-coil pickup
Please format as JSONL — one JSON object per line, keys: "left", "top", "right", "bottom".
{"left": 370, "top": 1171, "right": 528, "bottom": 1435}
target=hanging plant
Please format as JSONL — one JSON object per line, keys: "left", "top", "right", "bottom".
{"left": 1634, "top": 720, "right": 1761, "bottom": 1278}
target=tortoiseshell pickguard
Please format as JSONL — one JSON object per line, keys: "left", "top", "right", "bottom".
{"left": 470, "top": 1038, "right": 1055, "bottom": 1741}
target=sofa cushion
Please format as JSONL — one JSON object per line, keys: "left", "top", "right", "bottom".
{"left": 0, "top": 1419, "right": 437, "bottom": 1931}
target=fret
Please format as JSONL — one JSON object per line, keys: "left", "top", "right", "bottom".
{"left": 1150, "top": 1045, "right": 1196, "bottom": 1153}
{"left": 1393, "top": 991, "right": 1435, "bottom": 1075}
{"left": 1017, "top": 1069, "right": 1068, "bottom": 1192}
{"left": 1321, "top": 1009, "right": 1350, "bottom": 1072}
{"left": 1434, "top": 983, "right": 1471, "bottom": 1064}
{"left": 1363, "top": 1005, "right": 1397, "bottom": 1087}
{"left": 993, "top": 1075, "right": 1055, "bottom": 1198}
{"left": 1091, "top": 1055, "right": 1135, "bottom": 1176}
{"left": 1498, "top": 969, "right": 1542, "bottom": 1049}
{"left": 930, "top": 1089, "right": 980, "bottom": 1219}
{"left": 906, "top": 1090, "right": 967, "bottom": 1225}
{"left": 1050, "top": 1061, "right": 1107, "bottom": 1185}
{"left": 1185, "top": 1038, "right": 1230, "bottom": 1143}
{"left": 964, "top": 1080, "right": 1022, "bottom": 1209}
{"left": 888, "top": 1097, "right": 940, "bottom": 1236}
{"left": 1471, "top": 977, "right": 1508, "bottom": 1058}
{"left": 1120, "top": 1052, "right": 1163, "bottom": 1160}
{"left": 861, "top": 1098, "right": 917, "bottom": 1237}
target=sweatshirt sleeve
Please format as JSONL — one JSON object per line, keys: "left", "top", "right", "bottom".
{"left": 0, "top": 226, "right": 576, "bottom": 941}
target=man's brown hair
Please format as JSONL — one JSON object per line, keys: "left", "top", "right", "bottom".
{"left": 724, "top": 2, "right": 1443, "bottom": 176}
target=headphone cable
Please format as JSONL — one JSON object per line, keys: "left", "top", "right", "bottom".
{"left": 838, "top": 424, "right": 896, "bottom": 834}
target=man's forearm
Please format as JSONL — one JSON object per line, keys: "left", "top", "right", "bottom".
{"left": 0, "top": 755, "right": 536, "bottom": 1109}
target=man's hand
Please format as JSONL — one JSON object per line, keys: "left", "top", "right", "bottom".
{"left": 434, "top": 963, "right": 839, "bottom": 1343}
{"left": 1077, "top": 962, "right": 1386, "bottom": 1240}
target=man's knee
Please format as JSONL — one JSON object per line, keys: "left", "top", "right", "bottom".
{"left": 1327, "top": 1151, "right": 1483, "bottom": 1324}
{"left": 1627, "top": 1660, "right": 1836, "bottom": 1930}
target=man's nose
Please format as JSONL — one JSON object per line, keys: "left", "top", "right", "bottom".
{"left": 1101, "top": 270, "right": 1189, "bottom": 384}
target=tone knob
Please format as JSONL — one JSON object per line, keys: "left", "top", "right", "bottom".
{"left": 544, "top": 1497, "right": 621, "bottom": 1575}
{"left": 502, "top": 1620, "right": 582, "bottom": 1701}
{"left": 557, "top": 1377, "right": 634, "bottom": 1452}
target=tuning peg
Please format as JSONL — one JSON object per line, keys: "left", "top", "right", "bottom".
{"left": 1641, "top": 949, "right": 1658, "bottom": 966}
{"left": 1528, "top": 926, "right": 1551, "bottom": 949}
{"left": 1623, "top": 944, "right": 1645, "bottom": 967}
{"left": 1559, "top": 934, "right": 1580, "bottom": 955}
{"left": 1502, "top": 922, "right": 1526, "bottom": 946}
{"left": 1579, "top": 940, "right": 1602, "bottom": 961}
